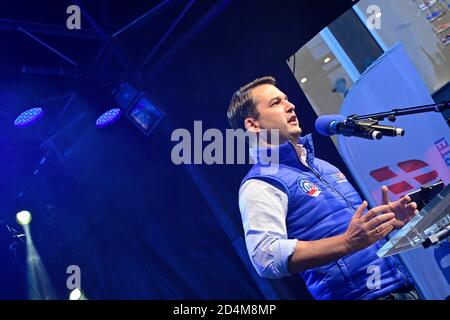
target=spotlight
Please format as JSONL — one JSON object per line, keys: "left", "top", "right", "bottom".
{"left": 16, "top": 210, "right": 32, "bottom": 225}
{"left": 69, "top": 288, "right": 82, "bottom": 300}
{"left": 112, "top": 83, "right": 165, "bottom": 136}
{"left": 301, "top": 77, "right": 308, "bottom": 84}
{"left": 14, "top": 107, "right": 44, "bottom": 127}
{"left": 324, "top": 57, "right": 331, "bottom": 64}
{"left": 127, "top": 95, "right": 165, "bottom": 136}
{"left": 95, "top": 108, "right": 122, "bottom": 128}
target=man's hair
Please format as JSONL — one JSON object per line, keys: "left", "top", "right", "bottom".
{"left": 227, "top": 76, "right": 276, "bottom": 130}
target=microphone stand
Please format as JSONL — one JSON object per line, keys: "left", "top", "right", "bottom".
{"left": 422, "top": 225, "right": 450, "bottom": 248}
{"left": 348, "top": 101, "right": 450, "bottom": 127}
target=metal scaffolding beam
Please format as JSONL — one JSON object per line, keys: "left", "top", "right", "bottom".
{"left": 112, "top": 0, "right": 173, "bottom": 38}
{"left": 0, "top": 18, "right": 103, "bottom": 39}
{"left": 19, "top": 27, "right": 79, "bottom": 66}
{"left": 138, "top": 0, "right": 196, "bottom": 73}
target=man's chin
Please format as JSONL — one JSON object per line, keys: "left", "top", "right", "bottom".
{"left": 287, "top": 129, "right": 302, "bottom": 143}
{"left": 291, "top": 127, "right": 302, "bottom": 136}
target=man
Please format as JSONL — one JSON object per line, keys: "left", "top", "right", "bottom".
{"left": 227, "top": 76, "right": 420, "bottom": 300}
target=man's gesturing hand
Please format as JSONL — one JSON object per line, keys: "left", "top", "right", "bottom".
{"left": 343, "top": 201, "right": 396, "bottom": 252}
{"left": 381, "top": 185, "right": 418, "bottom": 229}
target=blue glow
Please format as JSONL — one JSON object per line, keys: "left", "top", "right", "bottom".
{"left": 96, "top": 108, "right": 122, "bottom": 128}
{"left": 14, "top": 107, "right": 44, "bottom": 127}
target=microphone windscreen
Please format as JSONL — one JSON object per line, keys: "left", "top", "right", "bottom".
{"left": 315, "top": 114, "right": 346, "bottom": 136}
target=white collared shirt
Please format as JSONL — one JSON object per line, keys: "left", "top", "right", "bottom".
{"left": 239, "top": 145, "right": 307, "bottom": 278}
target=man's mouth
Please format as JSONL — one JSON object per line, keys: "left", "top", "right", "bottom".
{"left": 288, "top": 115, "right": 298, "bottom": 124}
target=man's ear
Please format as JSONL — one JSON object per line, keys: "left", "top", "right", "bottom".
{"left": 244, "top": 117, "right": 260, "bottom": 133}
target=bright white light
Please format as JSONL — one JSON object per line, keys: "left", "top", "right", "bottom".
{"left": 324, "top": 57, "right": 331, "bottom": 64}
{"left": 375, "top": 12, "right": 382, "bottom": 18}
{"left": 16, "top": 210, "right": 32, "bottom": 225}
{"left": 300, "top": 77, "right": 308, "bottom": 84}
{"left": 69, "top": 288, "right": 82, "bottom": 300}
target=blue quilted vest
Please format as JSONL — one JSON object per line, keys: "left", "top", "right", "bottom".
{"left": 242, "top": 134, "right": 413, "bottom": 300}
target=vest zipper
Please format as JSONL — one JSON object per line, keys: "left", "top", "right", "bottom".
{"left": 310, "top": 167, "right": 355, "bottom": 211}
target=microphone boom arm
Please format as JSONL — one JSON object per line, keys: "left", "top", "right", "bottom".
{"left": 350, "top": 101, "right": 450, "bottom": 125}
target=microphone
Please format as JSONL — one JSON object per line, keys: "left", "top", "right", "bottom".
{"left": 358, "top": 122, "right": 405, "bottom": 137}
{"left": 315, "top": 114, "right": 383, "bottom": 140}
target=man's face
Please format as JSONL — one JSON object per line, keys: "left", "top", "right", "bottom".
{"left": 246, "top": 84, "right": 302, "bottom": 145}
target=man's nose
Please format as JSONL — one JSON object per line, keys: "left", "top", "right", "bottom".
{"left": 285, "top": 101, "right": 295, "bottom": 113}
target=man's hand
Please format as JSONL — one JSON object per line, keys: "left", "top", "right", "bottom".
{"left": 381, "top": 185, "right": 419, "bottom": 229}
{"left": 343, "top": 201, "right": 396, "bottom": 252}
{"left": 288, "top": 199, "right": 408, "bottom": 273}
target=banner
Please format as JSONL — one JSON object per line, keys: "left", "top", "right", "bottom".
{"left": 336, "top": 43, "right": 450, "bottom": 299}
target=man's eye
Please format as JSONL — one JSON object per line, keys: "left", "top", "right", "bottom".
{"left": 271, "top": 100, "right": 280, "bottom": 106}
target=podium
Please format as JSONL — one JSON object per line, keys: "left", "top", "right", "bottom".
{"left": 377, "top": 183, "right": 450, "bottom": 258}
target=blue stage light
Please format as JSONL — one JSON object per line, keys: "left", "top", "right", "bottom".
{"left": 14, "top": 107, "right": 44, "bottom": 127}
{"left": 95, "top": 108, "right": 122, "bottom": 128}
{"left": 128, "top": 96, "right": 164, "bottom": 136}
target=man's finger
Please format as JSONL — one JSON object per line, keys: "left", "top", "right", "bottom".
{"left": 403, "top": 209, "right": 419, "bottom": 224}
{"left": 366, "top": 212, "right": 395, "bottom": 230}
{"left": 406, "top": 202, "right": 417, "bottom": 211}
{"left": 354, "top": 201, "right": 368, "bottom": 219}
{"left": 398, "top": 195, "right": 412, "bottom": 205}
{"left": 410, "top": 209, "right": 419, "bottom": 219}
{"left": 362, "top": 204, "right": 392, "bottom": 222}
{"left": 374, "top": 222, "right": 395, "bottom": 240}
{"left": 381, "top": 185, "right": 390, "bottom": 205}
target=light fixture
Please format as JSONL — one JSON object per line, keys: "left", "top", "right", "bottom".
{"left": 127, "top": 96, "right": 165, "bottom": 136}
{"left": 324, "top": 57, "right": 331, "bottom": 64}
{"left": 69, "top": 288, "right": 82, "bottom": 300}
{"left": 14, "top": 107, "right": 44, "bottom": 127}
{"left": 95, "top": 108, "right": 122, "bottom": 128}
{"left": 16, "top": 210, "right": 32, "bottom": 225}
{"left": 300, "top": 77, "right": 308, "bottom": 84}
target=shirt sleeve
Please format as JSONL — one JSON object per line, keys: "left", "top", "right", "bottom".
{"left": 239, "top": 179, "right": 297, "bottom": 279}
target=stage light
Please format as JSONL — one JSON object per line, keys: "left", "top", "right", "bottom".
{"left": 301, "top": 77, "right": 308, "bottom": 84}
{"left": 128, "top": 96, "right": 164, "bottom": 135}
{"left": 112, "top": 83, "right": 165, "bottom": 136}
{"left": 69, "top": 288, "right": 82, "bottom": 300}
{"left": 16, "top": 210, "right": 32, "bottom": 225}
{"left": 14, "top": 107, "right": 44, "bottom": 127}
{"left": 95, "top": 108, "right": 122, "bottom": 128}
{"left": 324, "top": 57, "right": 331, "bottom": 64}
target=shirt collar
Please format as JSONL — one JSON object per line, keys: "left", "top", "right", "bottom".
{"left": 250, "top": 134, "right": 316, "bottom": 168}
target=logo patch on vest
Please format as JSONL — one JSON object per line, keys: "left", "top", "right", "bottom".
{"left": 298, "top": 179, "right": 322, "bottom": 197}
{"left": 332, "top": 172, "right": 347, "bottom": 183}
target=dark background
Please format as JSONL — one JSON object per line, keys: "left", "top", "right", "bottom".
{"left": 0, "top": 0, "right": 357, "bottom": 299}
